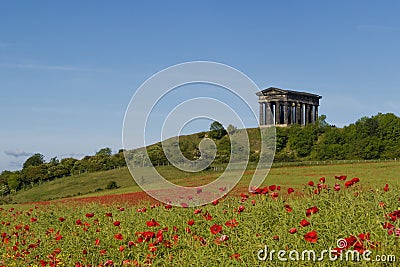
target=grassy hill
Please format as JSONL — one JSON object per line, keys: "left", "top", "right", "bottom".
{"left": 4, "top": 160, "right": 400, "bottom": 204}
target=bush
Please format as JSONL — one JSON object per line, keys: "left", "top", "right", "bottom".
{"left": 105, "top": 181, "right": 119, "bottom": 190}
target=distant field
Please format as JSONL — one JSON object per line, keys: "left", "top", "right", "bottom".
{"left": 4, "top": 161, "right": 400, "bottom": 204}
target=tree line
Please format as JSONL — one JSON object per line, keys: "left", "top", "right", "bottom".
{"left": 1, "top": 113, "right": 399, "bottom": 196}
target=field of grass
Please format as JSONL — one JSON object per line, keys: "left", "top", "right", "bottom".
{"left": 0, "top": 162, "right": 399, "bottom": 266}
{"left": 5, "top": 161, "right": 400, "bottom": 204}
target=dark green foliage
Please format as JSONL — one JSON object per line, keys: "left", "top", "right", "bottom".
{"left": 209, "top": 121, "right": 227, "bottom": 140}
{"left": 105, "top": 181, "right": 118, "bottom": 190}
{"left": 23, "top": 153, "right": 45, "bottom": 169}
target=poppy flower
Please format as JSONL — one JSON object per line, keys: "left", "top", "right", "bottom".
{"left": 269, "top": 185, "right": 276, "bottom": 191}
{"left": 219, "top": 234, "right": 229, "bottom": 242}
{"left": 335, "top": 175, "right": 347, "bottom": 181}
{"left": 100, "top": 249, "right": 107, "bottom": 255}
{"left": 277, "top": 186, "right": 281, "bottom": 191}
{"left": 334, "top": 183, "right": 340, "bottom": 191}
{"left": 289, "top": 228, "right": 298, "bottom": 234}
{"left": 383, "top": 184, "right": 389, "bottom": 192}
{"left": 271, "top": 192, "right": 279, "bottom": 199}
{"left": 58, "top": 217, "right": 65, "bottom": 222}
{"left": 300, "top": 219, "right": 310, "bottom": 227}
{"left": 308, "top": 181, "right": 314, "bottom": 187}
{"left": 76, "top": 219, "right": 83, "bottom": 226}
{"left": 230, "top": 253, "right": 240, "bottom": 260}
{"left": 319, "top": 177, "right": 326, "bottom": 183}
{"left": 146, "top": 219, "right": 160, "bottom": 227}
{"left": 272, "top": 235, "right": 279, "bottom": 241}
{"left": 344, "top": 181, "right": 354, "bottom": 188}
{"left": 203, "top": 211, "right": 212, "bottom": 221}
{"left": 30, "top": 217, "right": 37, "bottom": 223}
{"left": 164, "top": 204, "right": 172, "bottom": 209}
{"left": 251, "top": 199, "right": 256, "bottom": 206}
{"left": 351, "top": 177, "right": 360, "bottom": 183}
{"left": 113, "top": 221, "right": 120, "bottom": 226}
{"left": 119, "top": 245, "right": 125, "bottom": 252}
{"left": 114, "top": 233, "right": 123, "bottom": 240}
{"left": 379, "top": 202, "right": 385, "bottom": 207}
{"left": 197, "top": 188, "right": 203, "bottom": 194}
{"left": 194, "top": 209, "right": 202, "bottom": 214}
{"left": 237, "top": 206, "right": 245, "bottom": 213}
{"left": 284, "top": 204, "right": 293, "bottom": 213}
{"left": 85, "top": 213, "right": 94, "bottom": 218}
{"left": 105, "top": 213, "right": 112, "bottom": 217}
{"left": 304, "top": 230, "right": 318, "bottom": 243}
{"left": 210, "top": 224, "right": 223, "bottom": 235}
{"left": 287, "top": 188, "right": 295, "bottom": 194}
{"left": 212, "top": 199, "right": 219, "bottom": 206}
{"left": 225, "top": 219, "right": 238, "bottom": 228}
{"left": 95, "top": 239, "right": 100, "bottom": 245}
{"left": 187, "top": 220, "right": 195, "bottom": 226}
{"left": 306, "top": 206, "right": 319, "bottom": 217}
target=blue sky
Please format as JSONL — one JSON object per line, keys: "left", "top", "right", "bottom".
{"left": 1, "top": 1, "right": 399, "bottom": 172}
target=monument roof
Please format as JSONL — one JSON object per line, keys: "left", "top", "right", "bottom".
{"left": 256, "top": 87, "right": 322, "bottom": 99}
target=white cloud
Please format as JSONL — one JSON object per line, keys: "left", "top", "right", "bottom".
{"left": 4, "top": 149, "right": 32, "bottom": 158}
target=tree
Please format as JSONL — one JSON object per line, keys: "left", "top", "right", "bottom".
{"left": 96, "top": 147, "right": 112, "bottom": 157}
{"left": 227, "top": 124, "right": 237, "bottom": 135}
{"left": 209, "top": 121, "right": 227, "bottom": 140}
{"left": 23, "top": 153, "right": 45, "bottom": 169}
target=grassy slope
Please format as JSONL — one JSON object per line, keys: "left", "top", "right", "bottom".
{"left": 6, "top": 161, "right": 400, "bottom": 204}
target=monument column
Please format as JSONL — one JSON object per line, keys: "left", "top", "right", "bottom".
{"left": 315, "top": 105, "right": 319, "bottom": 123}
{"left": 275, "top": 102, "right": 281, "bottom": 125}
{"left": 305, "top": 104, "right": 310, "bottom": 124}
{"left": 296, "top": 102, "right": 301, "bottom": 125}
{"left": 283, "top": 102, "right": 289, "bottom": 125}
{"left": 266, "top": 102, "right": 273, "bottom": 125}
{"left": 259, "top": 102, "right": 264, "bottom": 125}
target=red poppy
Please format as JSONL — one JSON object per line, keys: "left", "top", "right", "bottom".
{"left": 212, "top": 199, "right": 219, "bottom": 206}
{"left": 119, "top": 245, "right": 125, "bottom": 252}
{"left": 164, "top": 204, "right": 172, "bottom": 209}
{"left": 58, "top": 217, "right": 65, "bottom": 222}
{"left": 306, "top": 206, "right": 319, "bottom": 217}
{"left": 335, "top": 175, "right": 347, "bottom": 181}
{"left": 379, "top": 202, "right": 385, "bottom": 207}
{"left": 300, "top": 219, "right": 310, "bottom": 227}
{"left": 197, "top": 187, "right": 203, "bottom": 194}
{"left": 113, "top": 221, "right": 120, "bottom": 226}
{"left": 230, "top": 253, "right": 240, "bottom": 260}
{"left": 194, "top": 209, "right": 202, "bottom": 214}
{"left": 187, "top": 220, "right": 195, "bottom": 226}
{"left": 105, "top": 212, "right": 112, "bottom": 217}
{"left": 30, "top": 217, "right": 37, "bottom": 223}
{"left": 289, "top": 228, "right": 298, "bottom": 234}
{"left": 284, "top": 204, "right": 293, "bottom": 213}
{"left": 308, "top": 181, "right": 314, "bottom": 186}
{"left": 271, "top": 192, "right": 279, "bottom": 199}
{"left": 76, "top": 219, "right": 83, "bottom": 226}
{"left": 269, "top": 185, "right": 276, "bottom": 191}
{"left": 383, "top": 184, "right": 389, "bottom": 192}
{"left": 251, "top": 199, "right": 256, "bottom": 206}
{"left": 334, "top": 183, "right": 340, "bottom": 191}
{"left": 181, "top": 203, "right": 188, "bottom": 208}
{"left": 319, "top": 177, "right": 326, "bottom": 183}
{"left": 272, "top": 235, "right": 279, "bottom": 241}
{"left": 225, "top": 219, "right": 238, "bottom": 228}
{"left": 304, "top": 230, "right": 318, "bottom": 243}
{"left": 277, "top": 186, "right": 281, "bottom": 191}
{"left": 237, "top": 206, "right": 245, "bottom": 213}
{"left": 351, "top": 177, "right": 360, "bottom": 183}
{"left": 185, "top": 227, "right": 191, "bottom": 233}
{"left": 85, "top": 213, "right": 94, "bottom": 218}
{"left": 203, "top": 211, "right": 212, "bottom": 221}
{"left": 287, "top": 188, "right": 295, "bottom": 194}
{"left": 146, "top": 219, "right": 160, "bottom": 227}
{"left": 210, "top": 224, "right": 223, "bottom": 235}
{"left": 344, "top": 181, "right": 354, "bottom": 188}
{"left": 100, "top": 249, "right": 107, "bottom": 255}
{"left": 95, "top": 238, "right": 100, "bottom": 245}
{"left": 114, "top": 233, "right": 123, "bottom": 240}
